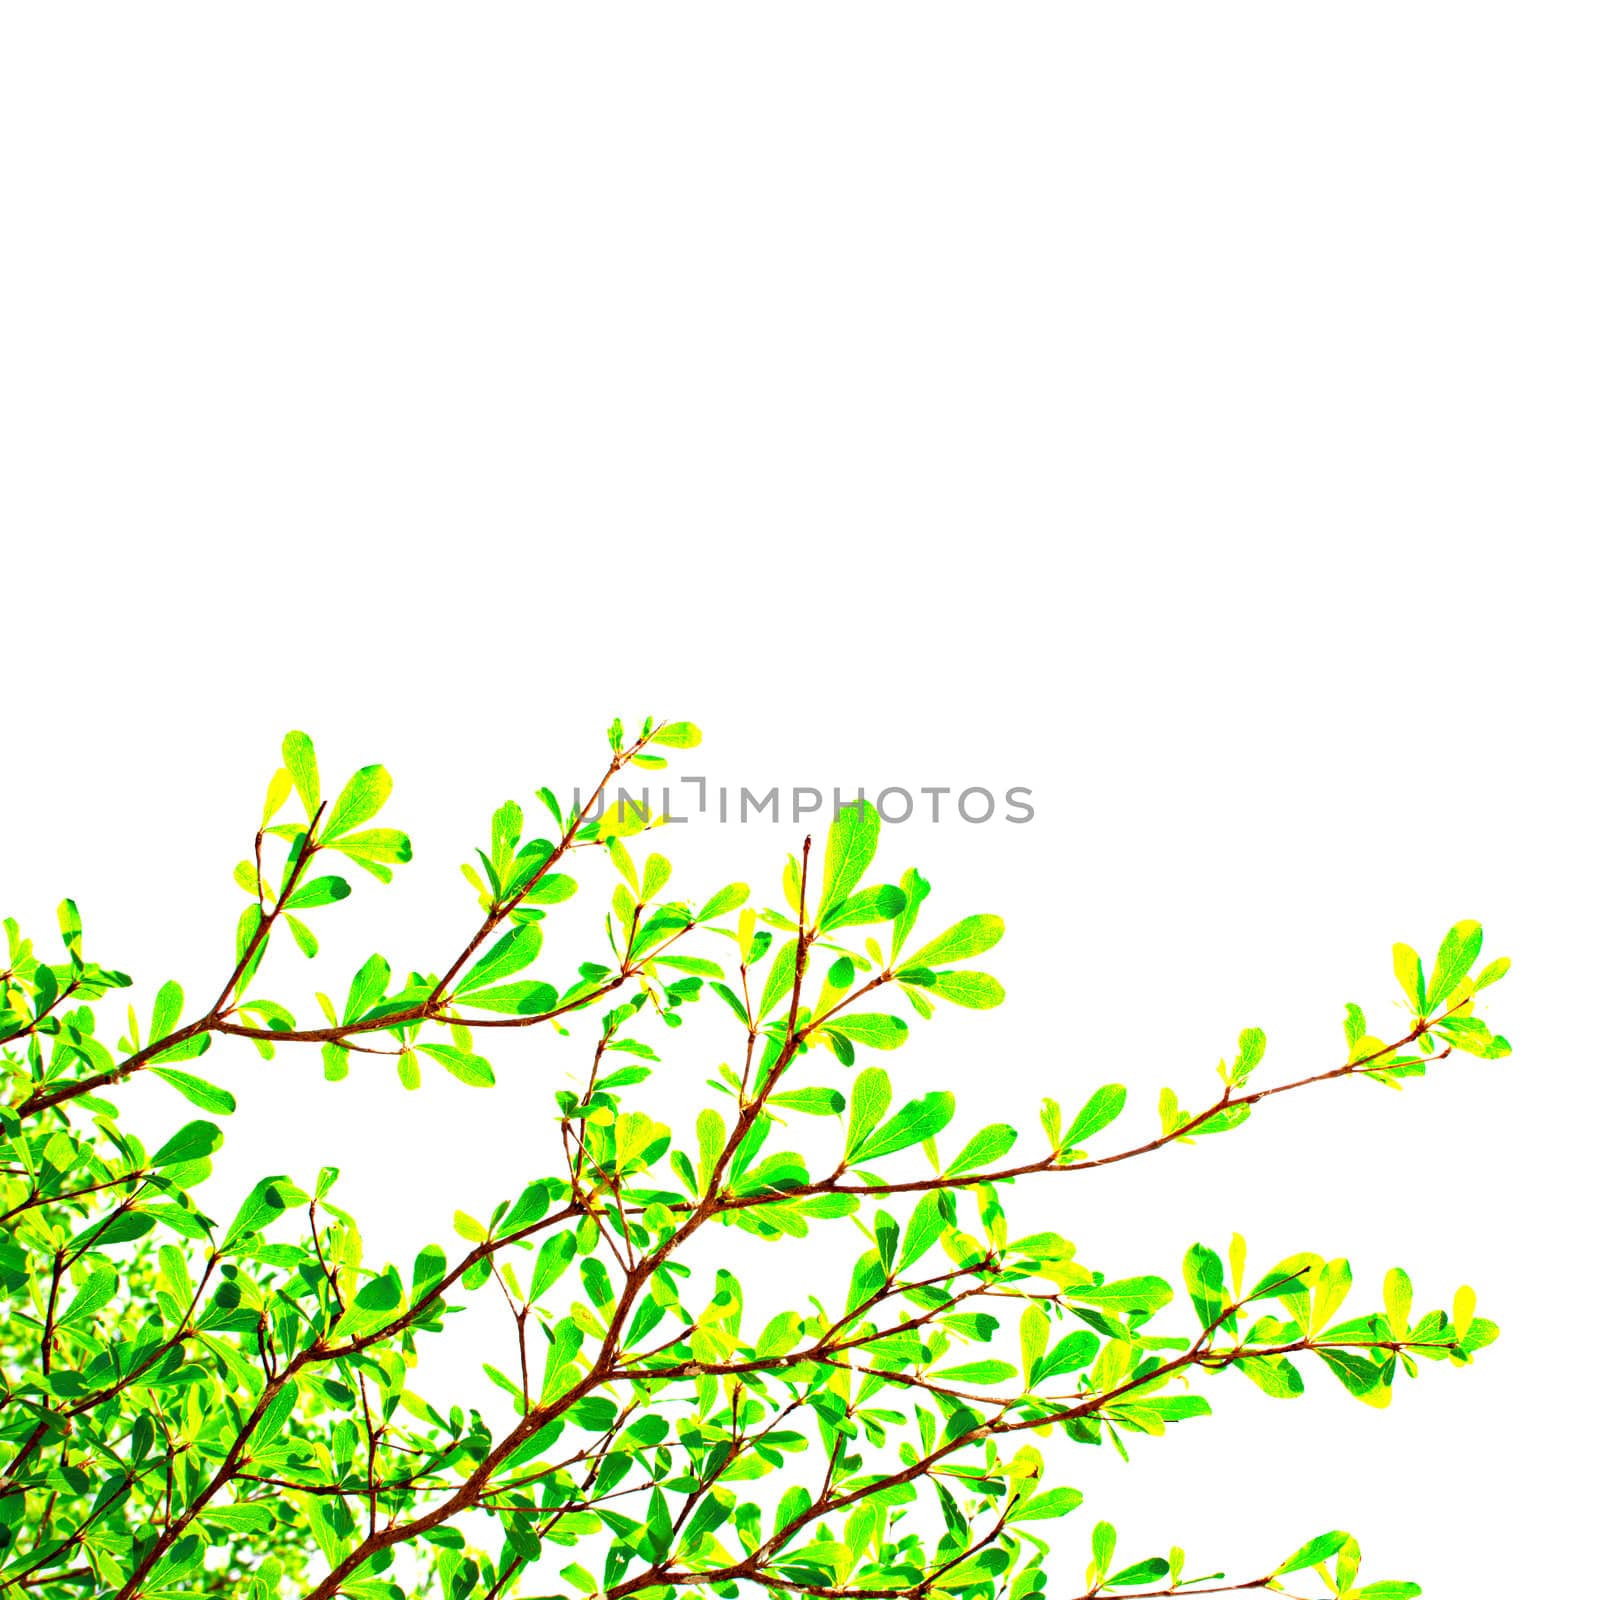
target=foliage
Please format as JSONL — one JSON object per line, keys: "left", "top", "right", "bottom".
{"left": 0, "top": 720, "right": 1510, "bottom": 1600}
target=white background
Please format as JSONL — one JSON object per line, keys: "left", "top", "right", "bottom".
{"left": 2, "top": 6, "right": 1596, "bottom": 1594}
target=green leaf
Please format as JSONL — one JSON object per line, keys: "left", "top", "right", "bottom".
{"left": 653, "top": 954, "right": 724, "bottom": 978}
{"left": 904, "top": 914, "right": 1004, "bottom": 969}
{"left": 898, "top": 1190, "right": 949, "bottom": 1269}
{"left": 529, "top": 1231, "right": 577, "bottom": 1300}
{"left": 854, "top": 1092, "right": 955, "bottom": 1163}
{"left": 1344, "top": 1003, "right": 1367, "bottom": 1049}
{"left": 150, "top": 1069, "right": 236, "bottom": 1115}
{"left": 1231, "top": 1027, "right": 1266, "bottom": 1087}
{"left": 1020, "top": 1303, "right": 1049, "bottom": 1382}
{"left": 932, "top": 971, "right": 1005, "bottom": 1009}
{"left": 1392, "top": 943, "right": 1426, "bottom": 1012}
{"left": 150, "top": 979, "right": 184, "bottom": 1041}
{"left": 733, "top": 1151, "right": 809, "bottom": 1196}
{"left": 1474, "top": 955, "right": 1511, "bottom": 991}
{"left": 326, "top": 828, "right": 412, "bottom": 867}
{"left": 59, "top": 1265, "right": 117, "bottom": 1326}
{"left": 1062, "top": 1084, "right": 1126, "bottom": 1148}
{"left": 758, "top": 939, "right": 799, "bottom": 1021}
{"left": 827, "top": 1013, "right": 909, "bottom": 1050}
{"left": 455, "top": 980, "right": 559, "bottom": 1016}
{"left": 596, "top": 795, "right": 652, "bottom": 839}
{"left": 151, "top": 1120, "right": 223, "bottom": 1168}
{"left": 459, "top": 925, "right": 544, "bottom": 993}
{"left": 1192, "top": 1104, "right": 1252, "bottom": 1137}
{"left": 343, "top": 1268, "right": 405, "bottom": 1334}
{"left": 768, "top": 1087, "right": 846, "bottom": 1116}
{"left": 646, "top": 1484, "right": 674, "bottom": 1559}
{"left": 524, "top": 873, "right": 577, "bottom": 905}
{"left": 343, "top": 953, "right": 391, "bottom": 1023}
{"left": 1183, "top": 1243, "right": 1225, "bottom": 1328}
{"left": 1068, "top": 1276, "right": 1172, "bottom": 1314}
{"left": 149, "top": 1030, "right": 212, "bottom": 1066}
{"left": 412, "top": 1243, "right": 447, "bottom": 1299}
{"left": 1275, "top": 1531, "right": 1352, "bottom": 1575}
{"left": 653, "top": 722, "right": 702, "bottom": 748}
{"left": 1092, "top": 1522, "right": 1117, "bottom": 1577}
{"left": 1434, "top": 1015, "right": 1495, "bottom": 1056}
{"left": 282, "top": 730, "right": 320, "bottom": 818}
{"left": 1426, "top": 920, "right": 1483, "bottom": 1010}
{"left": 696, "top": 1107, "right": 727, "bottom": 1191}
{"left": 1010, "top": 1487, "right": 1084, "bottom": 1523}
{"left": 820, "top": 885, "right": 907, "bottom": 931}
{"left": 824, "top": 954, "right": 856, "bottom": 992}
{"left": 57, "top": 897, "right": 83, "bottom": 956}
{"left": 1236, "top": 1354, "right": 1304, "bottom": 1398}
{"left": 416, "top": 1043, "right": 496, "bottom": 1088}
{"left": 700, "top": 883, "right": 749, "bottom": 918}
{"left": 255, "top": 1382, "right": 301, "bottom": 1446}
{"left": 1034, "top": 1330, "right": 1099, "bottom": 1383}
{"left": 820, "top": 802, "right": 880, "bottom": 919}
{"left": 285, "top": 876, "right": 352, "bottom": 910}
{"left": 1108, "top": 1559, "right": 1170, "bottom": 1588}
{"left": 1310, "top": 1258, "right": 1353, "bottom": 1335}
{"left": 502, "top": 1182, "right": 553, "bottom": 1234}
{"left": 1383, "top": 1266, "right": 1413, "bottom": 1338}
{"left": 890, "top": 868, "right": 931, "bottom": 960}
{"left": 945, "top": 1123, "right": 1017, "bottom": 1176}
{"left": 872, "top": 1210, "right": 902, "bottom": 1276}
{"left": 202, "top": 1504, "right": 274, "bottom": 1535}
{"left": 1144, "top": 1395, "right": 1212, "bottom": 1423}
{"left": 1316, "top": 1349, "right": 1388, "bottom": 1404}
{"left": 225, "top": 1175, "right": 305, "bottom": 1245}
{"left": 1335, "top": 1539, "right": 1364, "bottom": 1594}
{"left": 323, "top": 765, "right": 393, "bottom": 840}
{"left": 682, "top": 1491, "right": 733, "bottom": 1548}
{"left": 261, "top": 768, "right": 294, "bottom": 828}
{"left": 934, "top": 1359, "right": 1016, "bottom": 1385}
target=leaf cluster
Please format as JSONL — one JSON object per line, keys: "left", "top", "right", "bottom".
{"left": 0, "top": 723, "right": 1511, "bottom": 1600}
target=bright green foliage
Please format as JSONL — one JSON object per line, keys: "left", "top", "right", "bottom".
{"left": 0, "top": 722, "right": 1509, "bottom": 1600}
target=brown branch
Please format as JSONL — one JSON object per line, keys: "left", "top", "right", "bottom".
{"left": 14, "top": 731, "right": 662, "bottom": 1121}
{"left": 39, "top": 1251, "right": 62, "bottom": 1376}
{"left": 0, "top": 1169, "right": 145, "bottom": 1226}
{"left": 703, "top": 1014, "right": 1457, "bottom": 1218}
{"left": 611, "top": 1281, "right": 1446, "bottom": 1600}
{"left": 308, "top": 1202, "right": 345, "bottom": 1314}
{"left": 785, "top": 836, "right": 813, "bottom": 1046}
{"left": 0, "top": 977, "right": 81, "bottom": 1051}
{"left": 13, "top": 804, "right": 326, "bottom": 1120}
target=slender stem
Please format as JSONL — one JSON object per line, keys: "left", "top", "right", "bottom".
{"left": 39, "top": 1252, "right": 62, "bottom": 1376}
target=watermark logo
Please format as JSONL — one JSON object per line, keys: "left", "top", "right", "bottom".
{"left": 571, "top": 781, "right": 1036, "bottom": 825}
